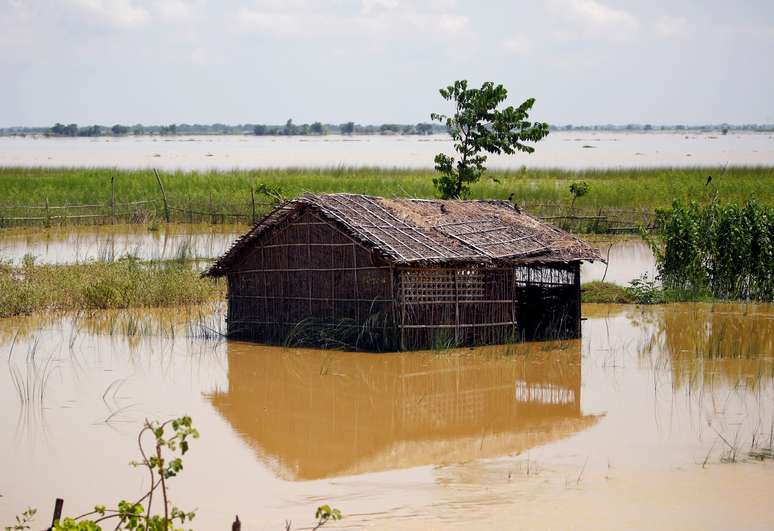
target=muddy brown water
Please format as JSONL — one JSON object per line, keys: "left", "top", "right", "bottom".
{"left": 1, "top": 225, "right": 657, "bottom": 285}
{"left": 1, "top": 302, "right": 772, "bottom": 530}
{"left": 0, "top": 224, "right": 243, "bottom": 264}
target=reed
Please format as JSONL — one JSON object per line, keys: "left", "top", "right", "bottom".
{"left": 7, "top": 337, "right": 56, "bottom": 406}
{"left": 0, "top": 258, "right": 224, "bottom": 317}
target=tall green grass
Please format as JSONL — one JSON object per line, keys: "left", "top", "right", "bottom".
{"left": 0, "top": 258, "right": 223, "bottom": 317}
{"left": 1, "top": 166, "right": 772, "bottom": 212}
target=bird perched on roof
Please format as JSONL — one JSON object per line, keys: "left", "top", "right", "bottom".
{"left": 507, "top": 192, "right": 521, "bottom": 212}
{"left": 706, "top": 175, "right": 712, "bottom": 186}
{"left": 440, "top": 204, "right": 448, "bottom": 214}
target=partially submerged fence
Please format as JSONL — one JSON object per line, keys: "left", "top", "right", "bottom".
{"left": 0, "top": 172, "right": 276, "bottom": 228}
{"left": 0, "top": 198, "right": 271, "bottom": 227}
{"left": 520, "top": 202, "right": 656, "bottom": 233}
{"left": 0, "top": 176, "right": 655, "bottom": 233}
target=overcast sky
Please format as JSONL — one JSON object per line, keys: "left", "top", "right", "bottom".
{"left": 1, "top": 0, "right": 773, "bottom": 127}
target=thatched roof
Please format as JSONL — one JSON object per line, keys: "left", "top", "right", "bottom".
{"left": 205, "top": 193, "right": 601, "bottom": 276}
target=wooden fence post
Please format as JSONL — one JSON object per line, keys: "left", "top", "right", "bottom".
{"left": 111, "top": 175, "right": 116, "bottom": 225}
{"left": 47, "top": 498, "right": 64, "bottom": 530}
{"left": 250, "top": 187, "right": 256, "bottom": 224}
{"left": 153, "top": 168, "right": 170, "bottom": 223}
{"left": 45, "top": 197, "right": 50, "bottom": 227}
{"left": 209, "top": 192, "right": 214, "bottom": 224}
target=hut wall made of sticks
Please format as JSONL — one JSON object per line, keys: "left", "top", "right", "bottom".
{"left": 395, "top": 263, "right": 579, "bottom": 349}
{"left": 225, "top": 208, "right": 397, "bottom": 348}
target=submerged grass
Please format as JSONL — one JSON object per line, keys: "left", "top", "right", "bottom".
{"left": 0, "top": 258, "right": 223, "bottom": 317}
{"left": 1, "top": 166, "right": 772, "bottom": 214}
{"left": 581, "top": 281, "right": 634, "bottom": 304}
{"left": 581, "top": 280, "right": 730, "bottom": 304}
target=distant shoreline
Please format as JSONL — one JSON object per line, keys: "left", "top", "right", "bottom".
{"left": 2, "top": 123, "right": 773, "bottom": 138}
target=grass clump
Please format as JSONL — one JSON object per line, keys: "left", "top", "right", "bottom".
{"left": 581, "top": 281, "right": 634, "bottom": 303}
{"left": 582, "top": 277, "right": 721, "bottom": 305}
{"left": 0, "top": 258, "right": 223, "bottom": 317}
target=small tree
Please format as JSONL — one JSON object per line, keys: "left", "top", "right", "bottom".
{"left": 430, "top": 80, "right": 549, "bottom": 199}
{"left": 283, "top": 119, "right": 297, "bottom": 136}
{"left": 569, "top": 180, "right": 589, "bottom": 210}
{"left": 111, "top": 124, "right": 130, "bottom": 136}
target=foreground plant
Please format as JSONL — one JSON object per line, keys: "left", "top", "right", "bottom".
{"left": 5, "top": 417, "right": 342, "bottom": 531}
{"left": 4, "top": 508, "right": 36, "bottom": 531}
{"left": 312, "top": 505, "right": 342, "bottom": 530}
{"left": 53, "top": 416, "right": 199, "bottom": 531}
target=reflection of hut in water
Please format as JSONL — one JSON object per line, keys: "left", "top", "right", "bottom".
{"left": 205, "top": 194, "right": 601, "bottom": 350}
{"left": 206, "top": 340, "right": 598, "bottom": 480}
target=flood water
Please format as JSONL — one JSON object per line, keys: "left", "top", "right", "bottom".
{"left": 1, "top": 131, "right": 773, "bottom": 169}
{"left": 1, "top": 225, "right": 657, "bottom": 286}
{"left": 1, "top": 302, "right": 772, "bottom": 530}
{"left": 0, "top": 224, "right": 243, "bottom": 264}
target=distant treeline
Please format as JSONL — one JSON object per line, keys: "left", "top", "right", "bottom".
{"left": 1, "top": 121, "right": 773, "bottom": 137}
{"left": 1, "top": 120, "right": 444, "bottom": 137}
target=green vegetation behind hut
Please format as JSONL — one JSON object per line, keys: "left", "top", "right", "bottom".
{"left": 1, "top": 166, "right": 771, "bottom": 222}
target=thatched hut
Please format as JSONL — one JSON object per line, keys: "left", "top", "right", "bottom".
{"left": 205, "top": 193, "right": 601, "bottom": 350}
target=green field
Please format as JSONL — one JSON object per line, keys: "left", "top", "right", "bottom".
{"left": 0, "top": 167, "right": 774, "bottom": 233}
{"left": 2, "top": 166, "right": 772, "bottom": 206}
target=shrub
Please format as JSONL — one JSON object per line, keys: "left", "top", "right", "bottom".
{"left": 626, "top": 274, "right": 664, "bottom": 304}
{"left": 653, "top": 199, "right": 773, "bottom": 301}
{"left": 581, "top": 281, "right": 633, "bottom": 304}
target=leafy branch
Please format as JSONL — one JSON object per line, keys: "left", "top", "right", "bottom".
{"left": 5, "top": 417, "right": 343, "bottom": 531}
{"left": 52, "top": 416, "right": 199, "bottom": 531}
{"left": 430, "top": 80, "right": 549, "bottom": 199}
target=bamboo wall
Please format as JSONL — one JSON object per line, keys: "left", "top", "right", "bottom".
{"left": 396, "top": 263, "right": 580, "bottom": 350}
{"left": 226, "top": 209, "right": 396, "bottom": 349}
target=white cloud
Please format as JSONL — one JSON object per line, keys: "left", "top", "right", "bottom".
{"left": 502, "top": 34, "right": 531, "bottom": 55}
{"left": 361, "top": 0, "right": 399, "bottom": 14}
{"left": 549, "top": 0, "right": 639, "bottom": 40}
{"left": 237, "top": 7, "right": 298, "bottom": 35}
{"left": 655, "top": 15, "right": 689, "bottom": 38}
{"left": 62, "top": 0, "right": 150, "bottom": 28}
{"left": 236, "top": 0, "right": 474, "bottom": 44}
{"left": 155, "top": 0, "right": 194, "bottom": 19}
{"left": 438, "top": 13, "right": 468, "bottom": 34}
